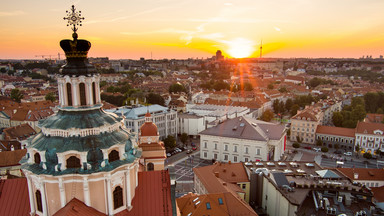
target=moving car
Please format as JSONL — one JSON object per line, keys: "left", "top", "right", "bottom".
{"left": 186, "top": 149, "right": 193, "bottom": 154}
{"left": 344, "top": 152, "right": 352, "bottom": 156}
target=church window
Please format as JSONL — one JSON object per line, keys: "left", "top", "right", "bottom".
{"left": 79, "top": 82, "right": 86, "bottom": 106}
{"left": 92, "top": 82, "right": 96, "bottom": 104}
{"left": 66, "top": 83, "right": 72, "bottom": 106}
{"left": 66, "top": 156, "right": 81, "bottom": 169}
{"left": 36, "top": 190, "right": 43, "bottom": 212}
{"left": 147, "top": 162, "right": 154, "bottom": 171}
{"left": 34, "top": 153, "right": 41, "bottom": 164}
{"left": 109, "top": 150, "right": 120, "bottom": 162}
{"left": 113, "top": 186, "right": 123, "bottom": 209}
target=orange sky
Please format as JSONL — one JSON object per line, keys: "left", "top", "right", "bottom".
{"left": 1, "top": 0, "right": 384, "bottom": 59}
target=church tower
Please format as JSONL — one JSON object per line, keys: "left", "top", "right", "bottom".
{"left": 138, "top": 111, "right": 166, "bottom": 171}
{"left": 21, "top": 5, "right": 141, "bottom": 216}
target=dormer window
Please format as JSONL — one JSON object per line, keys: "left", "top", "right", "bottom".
{"left": 34, "top": 153, "right": 41, "bottom": 164}
{"left": 66, "top": 156, "right": 81, "bottom": 168}
{"left": 109, "top": 150, "right": 120, "bottom": 162}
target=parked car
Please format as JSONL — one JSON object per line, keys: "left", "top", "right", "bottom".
{"left": 334, "top": 150, "right": 342, "bottom": 154}
{"left": 192, "top": 146, "right": 197, "bottom": 151}
{"left": 166, "top": 153, "right": 171, "bottom": 157}
{"left": 186, "top": 149, "right": 193, "bottom": 154}
{"left": 313, "top": 147, "right": 321, "bottom": 152}
{"left": 344, "top": 152, "right": 352, "bottom": 156}
{"left": 304, "top": 146, "right": 312, "bottom": 150}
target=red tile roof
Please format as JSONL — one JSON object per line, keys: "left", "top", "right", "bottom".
{"left": 116, "top": 170, "right": 173, "bottom": 216}
{"left": 177, "top": 192, "right": 258, "bottom": 216}
{"left": 337, "top": 168, "right": 384, "bottom": 181}
{"left": 355, "top": 121, "right": 384, "bottom": 134}
{"left": 0, "top": 149, "right": 27, "bottom": 167}
{"left": 3, "top": 123, "right": 36, "bottom": 141}
{"left": 0, "top": 178, "right": 30, "bottom": 216}
{"left": 371, "top": 186, "right": 384, "bottom": 203}
{"left": 53, "top": 198, "right": 105, "bottom": 216}
{"left": 316, "top": 125, "right": 355, "bottom": 137}
{"left": 364, "top": 113, "right": 384, "bottom": 123}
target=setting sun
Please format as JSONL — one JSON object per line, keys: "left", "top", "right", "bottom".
{"left": 227, "top": 38, "right": 255, "bottom": 58}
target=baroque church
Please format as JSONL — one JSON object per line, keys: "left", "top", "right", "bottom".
{"left": 5, "top": 5, "right": 174, "bottom": 216}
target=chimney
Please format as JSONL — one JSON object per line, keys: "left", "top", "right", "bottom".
{"left": 354, "top": 173, "right": 358, "bottom": 179}
{"left": 214, "top": 172, "right": 219, "bottom": 178}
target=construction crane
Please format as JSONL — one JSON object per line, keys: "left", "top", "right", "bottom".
{"left": 35, "top": 53, "right": 64, "bottom": 61}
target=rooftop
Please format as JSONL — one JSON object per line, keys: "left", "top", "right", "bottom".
{"left": 316, "top": 125, "right": 355, "bottom": 138}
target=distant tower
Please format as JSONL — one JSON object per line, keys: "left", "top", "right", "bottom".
{"left": 216, "top": 50, "right": 224, "bottom": 61}
{"left": 260, "top": 40, "right": 263, "bottom": 58}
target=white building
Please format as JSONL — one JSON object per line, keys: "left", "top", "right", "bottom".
{"left": 290, "top": 106, "right": 323, "bottom": 144}
{"left": 186, "top": 103, "right": 250, "bottom": 124}
{"left": 108, "top": 104, "right": 177, "bottom": 139}
{"left": 199, "top": 116, "right": 287, "bottom": 162}
{"left": 177, "top": 113, "right": 205, "bottom": 136}
{"left": 355, "top": 121, "right": 384, "bottom": 154}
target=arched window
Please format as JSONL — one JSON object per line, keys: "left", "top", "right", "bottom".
{"left": 66, "top": 156, "right": 81, "bottom": 169}
{"left": 92, "top": 82, "right": 96, "bottom": 104}
{"left": 109, "top": 150, "right": 120, "bottom": 162}
{"left": 34, "top": 153, "right": 41, "bottom": 164}
{"left": 147, "top": 162, "right": 154, "bottom": 171}
{"left": 36, "top": 190, "right": 43, "bottom": 212}
{"left": 113, "top": 186, "right": 123, "bottom": 209}
{"left": 66, "top": 83, "right": 72, "bottom": 106}
{"left": 79, "top": 83, "right": 86, "bottom": 106}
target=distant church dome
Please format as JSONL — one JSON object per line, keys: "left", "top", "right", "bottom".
{"left": 140, "top": 112, "right": 158, "bottom": 136}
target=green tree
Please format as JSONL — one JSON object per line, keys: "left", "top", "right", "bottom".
{"left": 180, "top": 133, "right": 188, "bottom": 147}
{"left": 321, "top": 147, "right": 329, "bottom": 153}
{"left": 278, "top": 86, "right": 288, "bottom": 93}
{"left": 100, "top": 81, "right": 107, "bottom": 88}
{"left": 332, "top": 112, "right": 343, "bottom": 127}
{"left": 45, "top": 92, "right": 56, "bottom": 102}
{"left": 355, "top": 145, "right": 360, "bottom": 152}
{"left": 10, "top": 88, "right": 24, "bottom": 103}
{"left": 316, "top": 139, "right": 323, "bottom": 146}
{"left": 292, "top": 142, "right": 300, "bottom": 148}
{"left": 267, "top": 83, "right": 274, "bottom": 90}
{"left": 363, "top": 152, "right": 372, "bottom": 159}
{"left": 352, "top": 104, "right": 366, "bottom": 122}
{"left": 261, "top": 109, "right": 274, "bottom": 122}
{"left": 285, "top": 98, "right": 293, "bottom": 112}
{"left": 364, "top": 92, "right": 379, "bottom": 113}
{"left": 106, "top": 86, "right": 115, "bottom": 93}
{"left": 377, "top": 108, "right": 384, "bottom": 114}
{"left": 279, "top": 100, "right": 285, "bottom": 114}
{"left": 163, "top": 135, "right": 176, "bottom": 149}
{"left": 334, "top": 143, "right": 340, "bottom": 149}
{"left": 243, "top": 82, "right": 253, "bottom": 91}
{"left": 169, "top": 83, "right": 187, "bottom": 93}
{"left": 290, "top": 104, "right": 300, "bottom": 116}
{"left": 273, "top": 100, "right": 280, "bottom": 114}
{"left": 146, "top": 93, "right": 165, "bottom": 106}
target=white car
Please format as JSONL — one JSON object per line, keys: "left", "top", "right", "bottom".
{"left": 344, "top": 152, "right": 352, "bottom": 156}
{"left": 313, "top": 147, "right": 321, "bottom": 152}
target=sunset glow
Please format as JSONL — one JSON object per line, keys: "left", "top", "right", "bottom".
{"left": 0, "top": 0, "right": 384, "bottom": 59}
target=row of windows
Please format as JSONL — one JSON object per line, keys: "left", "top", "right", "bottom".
{"left": 206, "top": 152, "right": 259, "bottom": 162}
{"left": 318, "top": 136, "right": 354, "bottom": 144}
{"left": 206, "top": 142, "right": 260, "bottom": 155}
{"left": 66, "top": 82, "right": 97, "bottom": 106}
{"left": 34, "top": 150, "right": 120, "bottom": 169}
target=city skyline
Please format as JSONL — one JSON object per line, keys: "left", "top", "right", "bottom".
{"left": 1, "top": 0, "right": 384, "bottom": 60}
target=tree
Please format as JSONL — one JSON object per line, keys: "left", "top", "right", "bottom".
{"left": 45, "top": 92, "right": 56, "bottom": 102}
{"left": 261, "top": 109, "right": 274, "bottom": 122}
{"left": 375, "top": 149, "right": 382, "bottom": 156}
{"left": 321, "top": 147, "right": 329, "bottom": 153}
{"left": 180, "top": 133, "right": 188, "bottom": 147}
{"left": 364, "top": 92, "right": 379, "bottom": 113}
{"left": 163, "top": 135, "right": 176, "bottom": 149}
{"left": 279, "top": 100, "right": 285, "bottom": 114}
{"left": 332, "top": 112, "right": 343, "bottom": 127}
{"left": 292, "top": 142, "right": 300, "bottom": 148}
{"left": 355, "top": 145, "right": 360, "bottom": 152}
{"left": 146, "top": 93, "right": 165, "bottom": 106}
{"left": 351, "top": 104, "right": 366, "bottom": 122}
{"left": 267, "top": 83, "right": 274, "bottom": 90}
{"left": 285, "top": 98, "right": 293, "bottom": 112}
{"left": 273, "top": 100, "right": 280, "bottom": 114}
{"left": 290, "top": 104, "right": 300, "bottom": 116}
{"left": 169, "top": 83, "right": 187, "bottom": 93}
{"left": 278, "top": 86, "right": 288, "bottom": 93}
{"left": 296, "top": 136, "right": 303, "bottom": 143}
{"left": 10, "top": 88, "right": 23, "bottom": 103}
{"left": 316, "top": 139, "right": 323, "bottom": 146}
{"left": 243, "top": 82, "right": 253, "bottom": 91}
{"left": 377, "top": 108, "right": 384, "bottom": 114}
{"left": 100, "top": 81, "right": 107, "bottom": 88}
{"left": 334, "top": 143, "right": 340, "bottom": 149}
{"left": 363, "top": 152, "right": 372, "bottom": 159}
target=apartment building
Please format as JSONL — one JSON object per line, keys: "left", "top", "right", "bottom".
{"left": 290, "top": 106, "right": 323, "bottom": 144}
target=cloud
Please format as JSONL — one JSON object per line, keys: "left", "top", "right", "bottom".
{"left": 0, "top": 10, "right": 25, "bottom": 17}
{"left": 274, "top": 27, "right": 281, "bottom": 31}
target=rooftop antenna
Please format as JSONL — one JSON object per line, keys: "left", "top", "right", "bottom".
{"left": 260, "top": 40, "right": 263, "bottom": 58}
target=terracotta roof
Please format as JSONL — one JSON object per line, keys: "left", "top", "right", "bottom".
{"left": 10, "top": 109, "right": 29, "bottom": 121}
{"left": 177, "top": 192, "right": 257, "bottom": 216}
{"left": 291, "top": 108, "right": 321, "bottom": 121}
{"left": 193, "top": 162, "right": 249, "bottom": 194}
{"left": 0, "top": 140, "right": 22, "bottom": 151}
{"left": 0, "top": 149, "right": 27, "bottom": 167}
{"left": 140, "top": 122, "right": 158, "bottom": 136}
{"left": 0, "top": 178, "right": 30, "bottom": 216}
{"left": 138, "top": 143, "right": 165, "bottom": 151}
{"left": 53, "top": 198, "right": 105, "bottom": 216}
{"left": 316, "top": 125, "right": 355, "bottom": 137}
{"left": 371, "top": 186, "right": 384, "bottom": 202}
{"left": 3, "top": 123, "right": 36, "bottom": 141}
{"left": 364, "top": 113, "right": 384, "bottom": 123}
{"left": 116, "top": 170, "right": 173, "bottom": 216}
{"left": 337, "top": 168, "right": 384, "bottom": 181}
{"left": 356, "top": 121, "right": 384, "bottom": 135}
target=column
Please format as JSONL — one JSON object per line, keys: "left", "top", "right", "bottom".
{"left": 40, "top": 179, "right": 48, "bottom": 216}
{"left": 105, "top": 175, "right": 114, "bottom": 216}
{"left": 72, "top": 80, "right": 79, "bottom": 107}
{"left": 135, "top": 164, "right": 138, "bottom": 187}
{"left": 125, "top": 168, "right": 132, "bottom": 208}
{"left": 96, "top": 80, "right": 101, "bottom": 103}
{"left": 58, "top": 177, "right": 66, "bottom": 208}
{"left": 83, "top": 177, "right": 91, "bottom": 206}
{"left": 26, "top": 175, "right": 36, "bottom": 215}
{"left": 87, "top": 81, "right": 93, "bottom": 105}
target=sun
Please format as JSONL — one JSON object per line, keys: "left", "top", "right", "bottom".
{"left": 227, "top": 38, "right": 255, "bottom": 58}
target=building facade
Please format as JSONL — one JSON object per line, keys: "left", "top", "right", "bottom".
{"left": 290, "top": 106, "right": 323, "bottom": 144}
{"left": 315, "top": 125, "right": 355, "bottom": 150}
{"left": 355, "top": 121, "right": 384, "bottom": 154}
{"left": 199, "top": 116, "right": 286, "bottom": 162}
